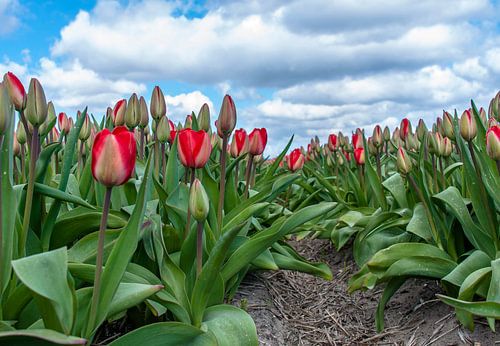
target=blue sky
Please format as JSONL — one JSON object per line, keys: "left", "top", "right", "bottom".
{"left": 1, "top": 0, "right": 500, "bottom": 155}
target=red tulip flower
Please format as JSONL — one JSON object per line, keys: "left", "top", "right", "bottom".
{"left": 400, "top": 118, "right": 411, "bottom": 140}
{"left": 287, "top": 148, "right": 305, "bottom": 172}
{"left": 168, "top": 119, "right": 177, "bottom": 144}
{"left": 248, "top": 128, "right": 267, "bottom": 155}
{"left": 230, "top": 128, "right": 249, "bottom": 158}
{"left": 328, "top": 134, "right": 338, "bottom": 151}
{"left": 3, "top": 71, "right": 26, "bottom": 111}
{"left": 177, "top": 128, "right": 211, "bottom": 168}
{"left": 113, "top": 99, "right": 127, "bottom": 126}
{"left": 352, "top": 132, "right": 363, "bottom": 149}
{"left": 91, "top": 126, "right": 136, "bottom": 187}
{"left": 354, "top": 147, "right": 365, "bottom": 165}
{"left": 486, "top": 125, "right": 500, "bottom": 161}
{"left": 58, "top": 112, "right": 71, "bottom": 134}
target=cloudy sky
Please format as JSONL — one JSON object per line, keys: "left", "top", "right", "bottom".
{"left": 1, "top": 0, "right": 499, "bottom": 155}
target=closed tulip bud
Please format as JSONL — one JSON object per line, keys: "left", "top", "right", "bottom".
{"left": 442, "top": 137, "right": 452, "bottom": 157}
{"left": 383, "top": 126, "right": 391, "bottom": 141}
{"left": 436, "top": 117, "right": 444, "bottom": 135}
{"left": 287, "top": 148, "right": 305, "bottom": 172}
{"left": 431, "top": 132, "right": 443, "bottom": 156}
{"left": 352, "top": 132, "right": 362, "bottom": 149}
{"left": 396, "top": 147, "right": 412, "bottom": 175}
{"left": 460, "top": 109, "right": 477, "bottom": 141}
{"left": 125, "top": 93, "right": 140, "bottom": 129}
{"left": 486, "top": 125, "right": 500, "bottom": 160}
{"left": 0, "top": 82, "right": 13, "bottom": 135}
{"left": 248, "top": 128, "right": 267, "bottom": 155}
{"left": 178, "top": 129, "right": 211, "bottom": 168}
{"left": 416, "top": 119, "right": 427, "bottom": 141}
{"left": 488, "top": 117, "right": 498, "bottom": 128}
{"left": 488, "top": 91, "right": 500, "bottom": 121}
{"left": 216, "top": 95, "right": 236, "bottom": 137}
{"left": 58, "top": 112, "right": 71, "bottom": 135}
{"left": 150, "top": 86, "right": 166, "bottom": 120}
{"left": 353, "top": 147, "right": 365, "bottom": 165}
{"left": 156, "top": 116, "right": 170, "bottom": 143}
{"left": 139, "top": 96, "right": 149, "bottom": 128}
{"left": 106, "top": 107, "right": 113, "bottom": 123}
{"left": 338, "top": 131, "right": 346, "bottom": 147}
{"left": 40, "top": 101, "right": 56, "bottom": 136}
{"left": 189, "top": 178, "right": 209, "bottom": 222}
{"left": 16, "top": 121, "right": 26, "bottom": 144}
{"left": 392, "top": 127, "right": 400, "bottom": 143}
{"left": 25, "top": 78, "right": 47, "bottom": 127}
{"left": 3, "top": 72, "right": 26, "bottom": 111}
{"left": 13, "top": 134, "right": 20, "bottom": 156}
{"left": 372, "top": 125, "right": 383, "bottom": 148}
{"left": 113, "top": 99, "right": 126, "bottom": 126}
{"left": 210, "top": 132, "right": 220, "bottom": 149}
{"left": 442, "top": 111, "right": 454, "bottom": 140}
{"left": 336, "top": 151, "right": 344, "bottom": 165}
{"left": 328, "top": 133, "right": 338, "bottom": 151}
{"left": 479, "top": 107, "right": 487, "bottom": 127}
{"left": 197, "top": 103, "right": 211, "bottom": 132}
{"left": 79, "top": 114, "right": 91, "bottom": 141}
{"left": 91, "top": 126, "right": 136, "bottom": 187}
{"left": 367, "top": 137, "right": 377, "bottom": 156}
{"left": 184, "top": 114, "right": 193, "bottom": 129}
{"left": 168, "top": 120, "right": 177, "bottom": 144}
{"left": 230, "top": 128, "right": 249, "bottom": 158}
{"left": 400, "top": 118, "right": 411, "bottom": 140}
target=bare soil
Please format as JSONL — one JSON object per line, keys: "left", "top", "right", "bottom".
{"left": 232, "top": 239, "right": 499, "bottom": 346}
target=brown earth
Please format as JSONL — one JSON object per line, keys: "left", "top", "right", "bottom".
{"left": 232, "top": 239, "right": 499, "bottom": 346}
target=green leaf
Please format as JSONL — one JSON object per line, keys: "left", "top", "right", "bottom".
{"left": 202, "top": 305, "right": 258, "bottom": 346}
{"left": 382, "top": 173, "right": 408, "bottom": 209}
{"left": 375, "top": 277, "right": 406, "bottom": 332}
{"left": 108, "top": 322, "right": 216, "bottom": 346}
{"left": 0, "top": 329, "right": 86, "bottom": 345}
{"left": 437, "top": 294, "right": 500, "bottom": 319}
{"left": 406, "top": 203, "right": 432, "bottom": 242}
{"left": 34, "top": 183, "right": 95, "bottom": 209}
{"left": 11, "top": 247, "right": 74, "bottom": 334}
{"left": 442, "top": 250, "right": 491, "bottom": 291}
{"left": 486, "top": 258, "right": 500, "bottom": 330}
{"left": 381, "top": 256, "right": 456, "bottom": 281}
{"left": 262, "top": 135, "right": 293, "bottom": 182}
{"left": 272, "top": 252, "right": 332, "bottom": 280}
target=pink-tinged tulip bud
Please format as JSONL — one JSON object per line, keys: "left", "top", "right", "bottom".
{"left": 217, "top": 94, "right": 236, "bottom": 137}
{"left": 429, "top": 132, "right": 443, "bottom": 155}
{"left": 488, "top": 91, "right": 500, "bottom": 121}
{"left": 150, "top": 86, "right": 166, "bottom": 120}
{"left": 353, "top": 147, "right": 365, "bottom": 165}
{"left": 168, "top": 119, "right": 177, "bottom": 144}
{"left": 79, "top": 114, "right": 91, "bottom": 141}
{"left": 328, "top": 133, "right": 338, "bottom": 151}
{"left": 396, "top": 147, "right": 412, "bottom": 175}
{"left": 16, "top": 121, "right": 26, "bottom": 145}
{"left": 352, "top": 132, "right": 362, "bottom": 149}
{"left": 58, "top": 112, "right": 71, "bottom": 135}
{"left": 442, "top": 137, "right": 452, "bottom": 157}
{"left": 50, "top": 127, "right": 60, "bottom": 143}
{"left": 177, "top": 129, "right": 211, "bottom": 168}
{"left": 400, "top": 118, "right": 411, "bottom": 140}
{"left": 479, "top": 107, "right": 487, "bottom": 127}
{"left": 488, "top": 117, "right": 498, "bottom": 128}
{"left": 40, "top": 101, "right": 56, "bottom": 136}
{"left": 442, "top": 111, "right": 454, "bottom": 140}
{"left": 210, "top": 132, "right": 220, "bottom": 149}
{"left": 3, "top": 71, "right": 26, "bottom": 111}
{"left": 125, "top": 93, "right": 140, "bottom": 129}
{"left": 436, "top": 117, "right": 444, "bottom": 136}
{"left": 106, "top": 107, "right": 113, "bottom": 123}
{"left": 139, "top": 96, "right": 149, "bottom": 128}
{"left": 460, "top": 109, "right": 477, "bottom": 141}
{"left": 416, "top": 119, "right": 427, "bottom": 141}
{"left": 368, "top": 137, "right": 377, "bottom": 156}
{"left": 392, "top": 127, "right": 400, "bottom": 142}
{"left": 343, "top": 150, "right": 351, "bottom": 162}
{"left": 486, "top": 125, "right": 500, "bottom": 161}
{"left": 0, "top": 82, "right": 13, "bottom": 135}
{"left": 372, "top": 125, "right": 383, "bottom": 148}
{"left": 184, "top": 114, "right": 193, "bottom": 129}
{"left": 25, "top": 78, "right": 47, "bottom": 127}
{"left": 113, "top": 99, "right": 127, "bottom": 126}
{"left": 189, "top": 178, "right": 210, "bottom": 222}
{"left": 230, "top": 128, "right": 249, "bottom": 158}
{"left": 248, "top": 128, "right": 267, "bottom": 155}
{"left": 198, "top": 103, "right": 211, "bottom": 132}
{"left": 156, "top": 116, "right": 170, "bottom": 143}
{"left": 91, "top": 126, "right": 136, "bottom": 187}
{"left": 13, "top": 134, "right": 20, "bottom": 157}
{"left": 287, "top": 148, "right": 305, "bottom": 172}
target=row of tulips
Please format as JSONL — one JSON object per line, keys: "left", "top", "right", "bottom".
{"left": 0, "top": 72, "right": 335, "bottom": 345}
{"left": 282, "top": 92, "right": 500, "bottom": 332}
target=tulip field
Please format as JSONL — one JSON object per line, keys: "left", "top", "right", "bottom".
{"left": 0, "top": 71, "right": 498, "bottom": 345}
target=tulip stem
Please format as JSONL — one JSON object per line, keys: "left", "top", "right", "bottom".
{"left": 375, "top": 151, "right": 382, "bottom": 179}
{"left": 234, "top": 161, "right": 240, "bottom": 192}
{"left": 439, "top": 157, "right": 445, "bottom": 187}
{"left": 217, "top": 133, "right": 228, "bottom": 230}
{"left": 496, "top": 160, "right": 500, "bottom": 176}
{"left": 87, "top": 186, "right": 112, "bottom": 340}
{"left": 161, "top": 143, "right": 166, "bottom": 187}
{"left": 244, "top": 154, "right": 254, "bottom": 199}
{"left": 431, "top": 155, "right": 438, "bottom": 192}
{"left": 19, "top": 127, "right": 38, "bottom": 257}
{"left": 140, "top": 128, "right": 145, "bottom": 160}
{"left": 0, "top": 135, "right": 4, "bottom": 301}
{"left": 19, "top": 110, "right": 32, "bottom": 145}
{"left": 20, "top": 144, "right": 25, "bottom": 182}
{"left": 196, "top": 221, "right": 204, "bottom": 278}
{"left": 78, "top": 140, "right": 84, "bottom": 177}
{"left": 154, "top": 126, "right": 160, "bottom": 177}
{"left": 184, "top": 168, "right": 196, "bottom": 240}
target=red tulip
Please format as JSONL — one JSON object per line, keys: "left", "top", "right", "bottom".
{"left": 343, "top": 149, "right": 351, "bottom": 162}
{"left": 168, "top": 119, "right": 177, "bottom": 144}
{"left": 3, "top": 71, "right": 26, "bottom": 111}
{"left": 58, "top": 112, "right": 71, "bottom": 134}
{"left": 91, "top": 126, "right": 136, "bottom": 187}
{"left": 217, "top": 94, "right": 237, "bottom": 136}
{"left": 177, "top": 129, "right": 211, "bottom": 168}
{"left": 486, "top": 125, "right": 500, "bottom": 160}
{"left": 248, "top": 128, "right": 267, "bottom": 155}
{"left": 352, "top": 132, "right": 363, "bottom": 149}
{"left": 328, "top": 134, "right": 338, "bottom": 151}
{"left": 460, "top": 109, "right": 477, "bottom": 141}
{"left": 113, "top": 99, "right": 127, "bottom": 126}
{"left": 230, "top": 128, "right": 249, "bottom": 158}
{"left": 287, "top": 148, "right": 305, "bottom": 172}
{"left": 353, "top": 147, "right": 365, "bottom": 165}
{"left": 400, "top": 118, "right": 411, "bottom": 140}
{"left": 372, "top": 125, "right": 383, "bottom": 148}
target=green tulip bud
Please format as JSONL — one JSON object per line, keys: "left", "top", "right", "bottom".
{"left": 40, "top": 101, "right": 56, "bottom": 136}
{"left": 460, "top": 109, "right": 477, "bottom": 141}
{"left": 139, "top": 96, "right": 149, "bottom": 128}
{"left": 396, "top": 147, "right": 412, "bottom": 175}
{"left": 125, "top": 93, "right": 140, "bottom": 129}
{"left": 189, "top": 178, "right": 209, "bottom": 222}
{"left": 156, "top": 116, "right": 170, "bottom": 143}
{"left": 25, "top": 78, "right": 47, "bottom": 127}
{"left": 0, "top": 82, "right": 13, "bottom": 135}
{"left": 442, "top": 111, "right": 454, "bottom": 140}
{"left": 416, "top": 119, "right": 427, "bottom": 141}
{"left": 197, "top": 103, "right": 211, "bottom": 132}
{"left": 16, "top": 121, "right": 26, "bottom": 144}
{"left": 488, "top": 91, "right": 500, "bottom": 121}
{"left": 150, "top": 86, "right": 166, "bottom": 120}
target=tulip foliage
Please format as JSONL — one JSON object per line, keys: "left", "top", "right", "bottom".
{"left": 285, "top": 94, "right": 500, "bottom": 332}
{"left": 0, "top": 73, "right": 335, "bottom": 345}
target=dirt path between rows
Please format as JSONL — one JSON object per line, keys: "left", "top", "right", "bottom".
{"left": 233, "top": 239, "right": 499, "bottom": 345}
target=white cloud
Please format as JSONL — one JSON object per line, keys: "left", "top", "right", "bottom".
{"left": 165, "top": 91, "right": 214, "bottom": 121}
{"left": 0, "top": 0, "right": 21, "bottom": 35}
